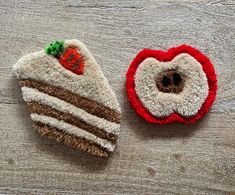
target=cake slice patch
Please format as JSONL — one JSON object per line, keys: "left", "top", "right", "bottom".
{"left": 13, "top": 39, "right": 121, "bottom": 158}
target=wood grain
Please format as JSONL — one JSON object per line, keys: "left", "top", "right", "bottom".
{"left": 0, "top": 0, "right": 234, "bottom": 194}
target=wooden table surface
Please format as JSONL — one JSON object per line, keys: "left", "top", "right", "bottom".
{"left": 0, "top": 0, "right": 235, "bottom": 194}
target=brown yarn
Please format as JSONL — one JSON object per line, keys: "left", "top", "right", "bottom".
{"left": 155, "top": 70, "right": 186, "bottom": 93}
{"left": 33, "top": 122, "right": 110, "bottom": 158}
{"left": 19, "top": 79, "right": 121, "bottom": 123}
{"left": 27, "top": 101, "right": 117, "bottom": 144}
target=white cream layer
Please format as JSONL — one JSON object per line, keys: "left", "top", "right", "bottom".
{"left": 21, "top": 87, "right": 120, "bottom": 134}
{"left": 31, "top": 113, "right": 115, "bottom": 152}
{"left": 134, "top": 53, "right": 209, "bottom": 117}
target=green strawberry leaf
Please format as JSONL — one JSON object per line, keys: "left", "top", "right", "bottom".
{"left": 45, "top": 41, "right": 65, "bottom": 57}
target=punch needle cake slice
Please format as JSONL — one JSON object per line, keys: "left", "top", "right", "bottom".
{"left": 13, "top": 39, "right": 121, "bottom": 158}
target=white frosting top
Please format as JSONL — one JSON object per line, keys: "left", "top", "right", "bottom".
{"left": 13, "top": 39, "right": 120, "bottom": 112}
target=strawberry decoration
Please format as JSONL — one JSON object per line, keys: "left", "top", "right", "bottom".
{"left": 45, "top": 41, "right": 84, "bottom": 75}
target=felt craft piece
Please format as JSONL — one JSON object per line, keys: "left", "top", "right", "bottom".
{"left": 13, "top": 39, "right": 121, "bottom": 158}
{"left": 126, "top": 44, "right": 217, "bottom": 124}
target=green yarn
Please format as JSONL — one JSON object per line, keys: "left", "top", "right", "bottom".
{"left": 45, "top": 41, "right": 64, "bottom": 57}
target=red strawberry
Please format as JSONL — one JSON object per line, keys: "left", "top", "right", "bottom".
{"left": 45, "top": 41, "right": 84, "bottom": 75}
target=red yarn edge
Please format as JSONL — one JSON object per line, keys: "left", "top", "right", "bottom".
{"left": 126, "top": 44, "right": 217, "bottom": 124}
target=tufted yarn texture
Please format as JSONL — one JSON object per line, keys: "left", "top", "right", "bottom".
{"left": 126, "top": 44, "right": 217, "bottom": 125}
{"left": 13, "top": 39, "right": 121, "bottom": 158}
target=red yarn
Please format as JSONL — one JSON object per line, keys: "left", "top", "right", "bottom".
{"left": 59, "top": 47, "right": 84, "bottom": 75}
{"left": 126, "top": 44, "right": 217, "bottom": 124}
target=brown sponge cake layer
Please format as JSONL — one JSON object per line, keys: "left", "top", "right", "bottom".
{"left": 19, "top": 79, "right": 121, "bottom": 124}
{"left": 27, "top": 101, "right": 117, "bottom": 144}
{"left": 33, "top": 122, "right": 110, "bottom": 158}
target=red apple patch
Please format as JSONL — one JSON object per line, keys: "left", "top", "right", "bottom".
{"left": 126, "top": 44, "right": 217, "bottom": 124}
